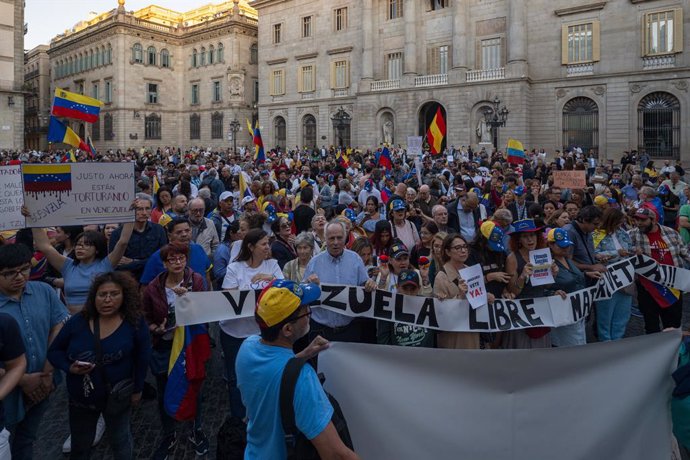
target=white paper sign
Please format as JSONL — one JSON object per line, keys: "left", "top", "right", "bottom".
{"left": 407, "top": 136, "right": 423, "bottom": 158}
{"left": 459, "top": 263, "right": 487, "bottom": 309}
{"left": 414, "top": 158, "right": 423, "bottom": 187}
{"left": 22, "top": 163, "right": 136, "bottom": 227}
{"left": 529, "top": 248, "right": 555, "bottom": 286}
{"left": 0, "top": 166, "right": 24, "bottom": 231}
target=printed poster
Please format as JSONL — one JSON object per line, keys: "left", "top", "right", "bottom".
{"left": 529, "top": 248, "right": 555, "bottom": 286}
{"left": 459, "top": 263, "right": 487, "bottom": 309}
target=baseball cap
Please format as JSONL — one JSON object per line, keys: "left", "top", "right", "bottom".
{"left": 391, "top": 199, "right": 406, "bottom": 212}
{"left": 390, "top": 242, "right": 409, "bottom": 259}
{"left": 219, "top": 191, "right": 234, "bottom": 202}
{"left": 547, "top": 228, "right": 574, "bottom": 248}
{"left": 634, "top": 206, "right": 657, "bottom": 220}
{"left": 241, "top": 195, "right": 256, "bottom": 206}
{"left": 480, "top": 221, "right": 506, "bottom": 253}
{"left": 514, "top": 185, "right": 525, "bottom": 197}
{"left": 256, "top": 280, "right": 321, "bottom": 329}
{"left": 341, "top": 208, "right": 357, "bottom": 223}
{"left": 593, "top": 195, "right": 615, "bottom": 206}
{"left": 397, "top": 270, "right": 420, "bottom": 288}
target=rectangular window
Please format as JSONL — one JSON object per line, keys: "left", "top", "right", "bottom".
{"left": 561, "top": 21, "right": 600, "bottom": 64}
{"left": 273, "top": 24, "right": 282, "bottom": 44}
{"left": 147, "top": 83, "right": 158, "bottom": 104}
{"left": 92, "top": 83, "right": 99, "bottom": 101}
{"left": 644, "top": 9, "right": 683, "bottom": 55}
{"left": 253, "top": 79, "right": 259, "bottom": 102}
{"left": 191, "top": 84, "right": 199, "bottom": 104}
{"left": 428, "top": 45, "right": 450, "bottom": 74}
{"left": 334, "top": 7, "right": 347, "bottom": 31}
{"left": 213, "top": 81, "right": 222, "bottom": 102}
{"left": 303, "top": 16, "right": 312, "bottom": 38}
{"left": 211, "top": 113, "right": 224, "bottom": 139}
{"left": 298, "top": 65, "right": 315, "bottom": 92}
{"left": 104, "top": 114, "right": 113, "bottom": 140}
{"left": 428, "top": 0, "right": 448, "bottom": 11}
{"left": 388, "top": 0, "right": 403, "bottom": 20}
{"left": 190, "top": 115, "right": 200, "bottom": 140}
{"left": 105, "top": 81, "right": 112, "bottom": 103}
{"left": 481, "top": 38, "right": 502, "bottom": 70}
{"left": 91, "top": 118, "right": 100, "bottom": 141}
{"left": 270, "top": 69, "right": 285, "bottom": 95}
{"left": 145, "top": 115, "right": 161, "bottom": 140}
{"left": 331, "top": 60, "right": 350, "bottom": 88}
{"left": 386, "top": 52, "right": 403, "bottom": 80}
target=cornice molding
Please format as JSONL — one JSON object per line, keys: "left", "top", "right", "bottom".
{"left": 295, "top": 52, "right": 318, "bottom": 61}
{"left": 555, "top": 2, "right": 606, "bottom": 16}
{"left": 327, "top": 46, "right": 354, "bottom": 55}
{"left": 266, "top": 57, "right": 287, "bottom": 65}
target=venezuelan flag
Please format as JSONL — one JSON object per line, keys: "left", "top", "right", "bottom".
{"left": 253, "top": 122, "right": 266, "bottom": 164}
{"left": 164, "top": 324, "right": 211, "bottom": 421}
{"left": 426, "top": 107, "right": 446, "bottom": 155}
{"left": 153, "top": 174, "right": 160, "bottom": 194}
{"left": 47, "top": 117, "right": 90, "bottom": 152}
{"left": 22, "top": 164, "right": 72, "bottom": 193}
{"left": 239, "top": 171, "right": 253, "bottom": 200}
{"left": 51, "top": 88, "right": 103, "bottom": 123}
{"left": 507, "top": 139, "right": 526, "bottom": 165}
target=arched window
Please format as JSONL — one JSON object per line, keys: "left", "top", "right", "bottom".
{"left": 250, "top": 43, "right": 258, "bottom": 64}
{"left": 638, "top": 92, "right": 681, "bottom": 159}
{"left": 200, "top": 47, "right": 206, "bottom": 66}
{"left": 147, "top": 46, "right": 157, "bottom": 65}
{"left": 208, "top": 45, "right": 215, "bottom": 64}
{"left": 217, "top": 43, "right": 224, "bottom": 62}
{"left": 562, "top": 97, "right": 599, "bottom": 155}
{"left": 133, "top": 43, "right": 143, "bottom": 63}
{"left": 104, "top": 113, "right": 114, "bottom": 141}
{"left": 100, "top": 46, "right": 106, "bottom": 66}
{"left": 190, "top": 114, "right": 200, "bottom": 140}
{"left": 192, "top": 49, "right": 198, "bottom": 67}
{"left": 274, "top": 116, "right": 286, "bottom": 148}
{"left": 211, "top": 112, "right": 224, "bottom": 139}
{"left": 303, "top": 115, "right": 317, "bottom": 148}
{"left": 145, "top": 113, "right": 161, "bottom": 140}
{"left": 161, "top": 49, "right": 170, "bottom": 68}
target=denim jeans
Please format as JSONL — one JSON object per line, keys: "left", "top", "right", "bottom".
{"left": 68, "top": 401, "right": 132, "bottom": 460}
{"left": 596, "top": 290, "right": 632, "bottom": 341}
{"left": 9, "top": 397, "right": 50, "bottom": 460}
{"left": 219, "top": 331, "right": 246, "bottom": 419}
{"left": 550, "top": 319, "right": 587, "bottom": 347}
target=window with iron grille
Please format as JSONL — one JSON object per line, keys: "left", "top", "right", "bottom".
{"left": 145, "top": 113, "right": 161, "bottom": 140}
{"left": 212, "top": 112, "right": 224, "bottom": 139}
{"left": 638, "top": 92, "right": 680, "bottom": 159}
{"left": 562, "top": 97, "right": 599, "bottom": 156}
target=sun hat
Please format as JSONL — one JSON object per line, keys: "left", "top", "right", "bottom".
{"left": 511, "top": 219, "right": 542, "bottom": 233}
{"left": 255, "top": 280, "right": 321, "bottom": 329}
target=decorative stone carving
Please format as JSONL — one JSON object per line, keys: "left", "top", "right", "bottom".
{"left": 593, "top": 86, "right": 606, "bottom": 95}
{"left": 630, "top": 84, "right": 646, "bottom": 94}
{"left": 228, "top": 73, "right": 244, "bottom": 98}
{"left": 556, "top": 88, "right": 568, "bottom": 99}
{"left": 673, "top": 80, "right": 688, "bottom": 92}
{"left": 381, "top": 112, "right": 394, "bottom": 144}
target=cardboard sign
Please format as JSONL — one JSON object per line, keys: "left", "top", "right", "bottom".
{"left": 407, "top": 136, "right": 423, "bottom": 158}
{"left": 0, "top": 166, "right": 24, "bottom": 232}
{"left": 459, "top": 263, "right": 487, "bottom": 309}
{"left": 22, "top": 163, "right": 136, "bottom": 227}
{"left": 529, "top": 248, "right": 555, "bottom": 286}
{"left": 553, "top": 170, "right": 586, "bottom": 189}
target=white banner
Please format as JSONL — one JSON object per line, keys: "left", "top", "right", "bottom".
{"left": 22, "top": 163, "right": 136, "bottom": 227}
{"left": 0, "top": 166, "right": 23, "bottom": 232}
{"left": 407, "top": 136, "right": 423, "bottom": 158}
{"left": 318, "top": 332, "right": 680, "bottom": 460}
{"left": 176, "top": 256, "right": 690, "bottom": 332}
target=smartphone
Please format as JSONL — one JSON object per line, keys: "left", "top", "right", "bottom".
{"left": 74, "top": 360, "right": 93, "bottom": 368}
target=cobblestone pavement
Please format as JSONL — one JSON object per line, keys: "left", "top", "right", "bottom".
{"left": 31, "top": 298, "right": 690, "bottom": 459}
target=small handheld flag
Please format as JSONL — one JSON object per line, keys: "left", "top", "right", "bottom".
{"left": 507, "top": 139, "right": 526, "bottom": 165}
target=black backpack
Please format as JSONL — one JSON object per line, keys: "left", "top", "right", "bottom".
{"left": 280, "top": 358, "right": 354, "bottom": 460}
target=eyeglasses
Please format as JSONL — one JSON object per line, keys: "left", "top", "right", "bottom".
{"left": 451, "top": 244, "right": 469, "bottom": 251}
{"left": 166, "top": 256, "right": 186, "bottom": 264}
{"left": 96, "top": 291, "right": 122, "bottom": 299}
{"left": 290, "top": 306, "right": 312, "bottom": 322}
{"left": 0, "top": 266, "right": 31, "bottom": 280}
{"left": 189, "top": 208, "right": 204, "bottom": 214}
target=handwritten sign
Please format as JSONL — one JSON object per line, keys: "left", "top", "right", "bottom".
{"left": 0, "top": 166, "right": 24, "bottom": 232}
{"left": 22, "top": 163, "right": 135, "bottom": 227}
{"left": 459, "top": 263, "right": 487, "bottom": 309}
{"left": 407, "top": 136, "right": 423, "bottom": 158}
{"left": 553, "top": 170, "right": 586, "bottom": 189}
{"left": 529, "top": 248, "right": 555, "bottom": 287}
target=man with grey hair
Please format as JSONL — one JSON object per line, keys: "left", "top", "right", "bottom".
{"left": 108, "top": 193, "right": 168, "bottom": 279}
{"left": 188, "top": 198, "right": 219, "bottom": 257}
{"left": 431, "top": 205, "right": 449, "bottom": 232}
{"left": 303, "top": 221, "right": 376, "bottom": 344}
{"left": 201, "top": 167, "right": 225, "bottom": 198}
{"left": 415, "top": 184, "right": 437, "bottom": 219}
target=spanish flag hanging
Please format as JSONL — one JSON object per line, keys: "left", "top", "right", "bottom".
{"left": 426, "top": 107, "right": 446, "bottom": 155}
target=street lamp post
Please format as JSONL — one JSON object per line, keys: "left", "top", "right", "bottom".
{"left": 330, "top": 106, "right": 351, "bottom": 148}
{"left": 483, "top": 96, "right": 510, "bottom": 148}
{"left": 228, "top": 119, "right": 240, "bottom": 154}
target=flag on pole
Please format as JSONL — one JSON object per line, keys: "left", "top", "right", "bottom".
{"left": 239, "top": 171, "right": 253, "bottom": 200}
{"left": 506, "top": 139, "right": 526, "bottom": 165}
{"left": 426, "top": 107, "right": 446, "bottom": 155}
{"left": 51, "top": 88, "right": 103, "bottom": 123}
{"left": 47, "top": 116, "right": 90, "bottom": 152}
{"left": 253, "top": 122, "right": 265, "bottom": 164}
{"left": 86, "top": 136, "right": 97, "bottom": 159}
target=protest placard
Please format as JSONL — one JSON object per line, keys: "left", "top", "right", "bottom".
{"left": 22, "top": 163, "right": 136, "bottom": 227}
{"left": 553, "top": 170, "right": 586, "bottom": 189}
{"left": 530, "top": 248, "right": 555, "bottom": 286}
{"left": 407, "top": 136, "right": 423, "bottom": 158}
{"left": 459, "top": 264, "right": 487, "bottom": 309}
{"left": 0, "top": 166, "right": 24, "bottom": 232}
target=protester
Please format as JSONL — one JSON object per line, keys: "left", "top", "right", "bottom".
{"left": 283, "top": 232, "right": 315, "bottom": 283}
{"left": 188, "top": 198, "right": 220, "bottom": 257}
{"left": 389, "top": 199, "right": 420, "bottom": 250}
{"left": 410, "top": 221, "right": 437, "bottom": 269}
{"left": 151, "top": 186, "right": 173, "bottom": 224}
{"left": 270, "top": 216, "right": 297, "bottom": 270}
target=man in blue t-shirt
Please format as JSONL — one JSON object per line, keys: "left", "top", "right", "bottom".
{"left": 236, "top": 280, "right": 360, "bottom": 460}
{"left": 140, "top": 218, "right": 212, "bottom": 288}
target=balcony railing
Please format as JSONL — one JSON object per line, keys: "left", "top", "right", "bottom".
{"left": 643, "top": 55, "right": 676, "bottom": 70}
{"left": 370, "top": 79, "right": 400, "bottom": 91}
{"left": 332, "top": 88, "right": 349, "bottom": 97}
{"left": 414, "top": 73, "right": 448, "bottom": 87}
{"left": 566, "top": 63, "right": 594, "bottom": 77}
{"left": 300, "top": 92, "right": 315, "bottom": 100}
{"left": 466, "top": 67, "right": 505, "bottom": 83}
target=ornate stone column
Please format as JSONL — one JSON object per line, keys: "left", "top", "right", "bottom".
{"left": 507, "top": 0, "right": 528, "bottom": 77}
{"left": 451, "top": 0, "right": 469, "bottom": 83}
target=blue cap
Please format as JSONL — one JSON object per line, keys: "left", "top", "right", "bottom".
{"left": 547, "top": 228, "right": 574, "bottom": 248}
{"left": 512, "top": 219, "right": 541, "bottom": 233}
{"left": 391, "top": 199, "right": 406, "bottom": 212}
{"left": 514, "top": 185, "right": 525, "bottom": 197}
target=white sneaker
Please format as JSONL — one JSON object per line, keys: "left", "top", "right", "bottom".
{"left": 62, "top": 415, "right": 106, "bottom": 453}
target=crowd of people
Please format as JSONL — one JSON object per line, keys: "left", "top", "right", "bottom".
{"left": 0, "top": 143, "right": 688, "bottom": 459}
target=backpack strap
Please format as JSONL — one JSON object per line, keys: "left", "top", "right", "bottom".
{"left": 280, "top": 357, "right": 308, "bottom": 437}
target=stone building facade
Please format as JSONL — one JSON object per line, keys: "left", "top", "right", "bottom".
{"left": 24, "top": 45, "right": 51, "bottom": 151}
{"left": 253, "top": 0, "right": 689, "bottom": 161}
{"left": 0, "top": 0, "right": 25, "bottom": 150}
{"left": 49, "top": 0, "right": 259, "bottom": 153}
